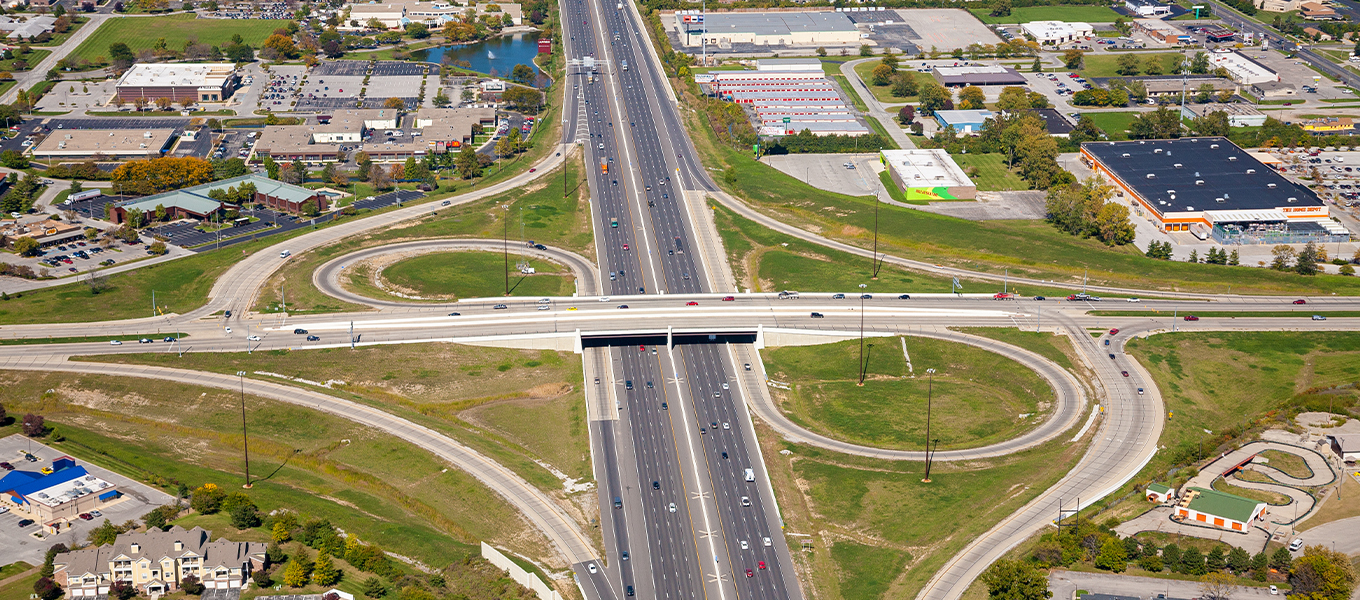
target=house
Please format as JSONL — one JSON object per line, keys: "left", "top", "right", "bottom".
{"left": 933, "top": 110, "right": 995, "bottom": 134}
{"left": 0, "top": 457, "right": 121, "bottom": 523}
{"left": 53, "top": 526, "right": 267, "bottom": 597}
{"left": 1146, "top": 482, "right": 1174, "bottom": 503}
{"left": 1301, "top": 27, "right": 1332, "bottom": 40}
{"left": 1173, "top": 486, "right": 1267, "bottom": 531}
{"left": 1326, "top": 434, "right": 1360, "bottom": 464}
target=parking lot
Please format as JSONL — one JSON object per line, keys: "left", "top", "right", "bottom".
{"left": 313, "top": 61, "right": 371, "bottom": 77}
{"left": 0, "top": 434, "right": 175, "bottom": 566}
{"left": 67, "top": 194, "right": 124, "bottom": 220}
{"left": 35, "top": 80, "right": 117, "bottom": 113}
{"left": 882, "top": 9, "right": 1001, "bottom": 55}
{"left": 1250, "top": 49, "right": 1357, "bottom": 101}
{"left": 760, "top": 152, "right": 883, "bottom": 197}
{"left": 148, "top": 217, "right": 281, "bottom": 249}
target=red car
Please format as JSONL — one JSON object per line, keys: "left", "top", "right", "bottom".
{"left": 1121, "top": 371, "right": 1129, "bottom": 377}
{"left": 1293, "top": 299, "right": 1307, "bottom": 305}
{"left": 745, "top": 569, "right": 754, "bottom": 578}
{"left": 686, "top": 301, "right": 698, "bottom": 306}
{"left": 0, "top": 462, "right": 12, "bottom": 470}
{"left": 1184, "top": 315, "right": 1199, "bottom": 321}
{"left": 758, "top": 561, "right": 767, "bottom": 570}
{"left": 722, "top": 296, "right": 735, "bottom": 301}
{"left": 639, "top": 345, "right": 647, "bottom": 352}
{"left": 993, "top": 293, "right": 1013, "bottom": 300}
{"left": 622, "top": 244, "right": 629, "bottom": 251}
{"left": 1109, "top": 328, "right": 1119, "bottom": 335}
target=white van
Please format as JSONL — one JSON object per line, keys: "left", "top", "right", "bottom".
{"left": 280, "top": 250, "right": 291, "bottom": 258}
{"left": 744, "top": 468, "right": 755, "bottom": 482}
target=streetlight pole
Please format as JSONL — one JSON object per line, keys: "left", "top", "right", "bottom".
{"left": 871, "top": 191, "right": 881, "bottom": 279}
{"left": 238, "top": 371, "right": 252, "bottom": 488}
{"left": 857, "top": 283, "right": 868, "bottom": 386}
{"left": 502, "top": 203, "right": 510, "bottom": 296}
{"left": 922, "top": 368, "right": 937, "bottom": 483}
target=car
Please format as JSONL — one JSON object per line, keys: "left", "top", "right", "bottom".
{"left": 1269, "top": 586, "right": 1278, "bottom": 595}
{"left": 247, "top": 335, "right": 262, "bottom": 341}
{"left": 759, "top": 561, "right": 767, "bottom": 570}
{"left": 687, "top": 301, "right": 698, "bottom": 306}
{"left": 1034, "top": 296, "right": 1045, "bottom": 301}
{"left": 723, "top": 296, "right": 735, "bottom": 301}
{"left": 723, "top": 422, "right": 730, "bottom": 429}
{"left": 741, "top": 496, "right": 750, "bottom": 506}
{"left": 493, "top": 304, "right": 508, "bottom": 309}
{"left": 1312, "top": 315, "right": 1327, "bottom": 321}
{"left": 1121, "top": 371, "right": 1129, "bottom": 377}
{"left": 898, "top": 294, "right": 911, "bottom": 300}
{"left": 740, "top": 540, "right": 748, "bottom": 550}
{"left": 448, "top": 312, "right": 461, "bottom": 316}
{"left": 653, "top": 480, "right": 660, "bottom": 489}
{"left": 669, "top": 502, "right": 676, "bottom": 513}
{"left": 721, "top": 451, "right": 728, "bottom": 459}
{"left": 745, "top": 569, "right": 754, "bottom": 578}
{"left": 139, "top": 338, "right": 152, "bottom": 344}
{"left": 307, "top": 335, "right": 320, "bottom": 341}
{"left": 639, "top": 344, "right": 647, "bottom": 352}
{"left": 626, "top": 586, "right": 634, "bottom": 597}
{"left": 1290, "top": 538, "right": 1304, "bottom": 552}
{"left": 860, "top": 294, "right": 872, "bottom": 299}
{"left": 109, "top": 340, "right": 123, "bottom": 345}
{"left": 621, "top": 551, "right": 629, "bottom": 561}
{"left": 567, "top": 307, "right": 577, "bottom": 311}
{"left": 587, "top": 563, "right": 597, "bottom": 574}
{"left": 1184, "top": 315, "right": 1199, "bottom": 321}
{"left": 40, "top": 467, "right": 53, "bottom": 474}
{"left": 810, "top": 312, "right": 824, "bottom": 318}
{"left": 530, "top": 168, "right": 536, "bottom": 173}
{"left": 17, "top": 519, "right": 34, "bottom": 527}
{"left": 1109, "top": 353, "right": 1115, "bottom": 359}
{"left": 1294, "top": 299, "right": 1307, "bottom": 304}
{"left": 79, "top": 512, "right": 92, "bottom": 520}
{"left": 831, "top": 293, "right": 845, "bottom": 299}
{"left": 661, "top": 402, "right": 668, "bottom": 410}
{"left": 537, "top": 305, "right": 550, "bottom": 311}
{"left": 1109, "top": 328, "right": 1119, "bottom": 335}
{"left": 622, "top": 244, "right": 629, "bottom": 250}
{"left": 763, "top": 537, "right": 772, "bottom": 547}
{"left": 600, "top": 297, "right": 610, "bottom": 302}
{"left": 225, "top": 327, "right": 232, "bottom": 334}
{"left": 1137, "top": 388, "right": 1144, "bottom": 395}
{"left": 1126, "top": 297, "right": 1140, "bottom": 303}
{"left": 89, "top": 510, "right": 101, "bottom": 517}
{"left": 0, "top": 462, "right": 12, "bottom": 470}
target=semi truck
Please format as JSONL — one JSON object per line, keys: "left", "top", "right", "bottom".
{"left": 601, "top": 158, "right": 608, "bottom": 174}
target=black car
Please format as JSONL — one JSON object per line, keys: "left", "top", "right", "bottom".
{"left": 306, "top": 335, "right": 320, "bottom": 341}
{"left": 293, "top": 328, "right": 308, "bottom": 334}
{"left": 17, "top": 519, "right": 34, "bottom": 527}
{"left": 162, "top": 337, "right": 175, "bottom": 342}
{"left": 898, "top": 294, "right": 911, "bottom": 300}
{"left": 448, "top": 312, "right": 461, "bottom": 316}
{"left": 1034, "top": 296, "right": 1046, "bottom": 301}
{"left": 652, "top": 481, "right": 660, "bottom": 489}
{"left": 224, "top": 310, "right": 232, "bottom": 318}
{"left": 831, "top": 293, "right": 845, "bottom": 299}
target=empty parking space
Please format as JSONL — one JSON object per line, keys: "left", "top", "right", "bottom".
{"left": 44, "top": 118, "right": 191, "bottom": 130}
{"left": 373, "top": 61, "right": 430, "bottom": 76}
{"left": 888, "top": 9, "right": 1001, "bottom": 53}
{"left": 313, "top": 61, "right": 371, "bottom": 76}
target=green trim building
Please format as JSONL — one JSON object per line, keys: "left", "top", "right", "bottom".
{"left": 1176, "top": 487, "right": 1266, "bottom": 531}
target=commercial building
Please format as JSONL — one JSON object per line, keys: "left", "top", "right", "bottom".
{"left": 316, "top": 108, "right": 401, "bottom": 130}
{"left": 1301, "top": 26, "right": 1333, "bottom": 40}
{"left": 1019, "top": 21, "right": 1094, "bottom": 45}
{"left": 756, "top": 58, "right": 823, "bottom": 72}
{"left": 674, "top": 11, "right": 861, "bottom": 48}
{"left": 1174, "top": 486, "right": 1266, "bottom": 531}
{"left": 1299, "top": 117, "right": 1355, "bottom": 133}
{"left": 1249, "top": 81, "right": 1296, "bottom": 99}
{"left": 0, "top": 457, "right": 120, "bottom": 524}
{"left": 1082, "top": 137, "right": 1342, "bottom": 244}
{"left": 30, "top": 129, "right": 176, "bottom": 160}
{"left": 413, "top": 106, "right": 498, "bottom": 151}
{"left": 1019, "top": 108, "right": 1074, "bottom": 136}
{"left": 0, "top": 218, "right": 85, "bottom": 249}
{"left": 256, "top": 108, "right": 493, "bottom": 161}
{"left": 934, "top": 109, "right": 995, "bottom": 134}
{"left": 54, "top": 526, "right": 267, "bottom": 596}
{"left": 112, "top": 174, "right": 327, "bottom": 224}
{"left": 1179, "top": 103, "right": 1267, "bottom": 127}
{"left": 1125, "top": 0, "right": 1172, "bottom": 16}
{"left": 1133, "top": 18, "right": 1182, "bottom": 44}
{"left": 115, "top": 64, "right": 238, "bottom": 103}
{"left": 1202, "top": 28, "right": 1236, "bottom": 42}
{"left": 879, "top": 149, "right": 976, "bottom": 201}
{"left": 1207, "top": 50, "right": 1278, "bottom": 86}
{"left": 711, "top": 67, "right": 867, "bottom": 137}
{"left": 1325, "top": 434, "right": 1360, "bottom": 464}
{"left": 0, "top": 15, "right": 55, "bottom": 39}
{"left": 1143, "top": 77, "right": 1238, "bottom": 97}
{"left": 1255, "top": 0, "right": 1302, "bottom": 12}
{"left": 251, "top": 126, "right": 349, "bottom": 162}
{"left": 343, "top": 1, "right": 522, "bottom": 30}
{"left": 1146, "top": 483, "right": 1175, "bottom": 503}
{"left": 931, "top": 65, "right": 1027, "bottom": 87}
{"left": 1300, "top": 2, "right": 1342, "bottom": 19}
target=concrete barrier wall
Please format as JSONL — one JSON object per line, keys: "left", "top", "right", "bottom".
{"left": 480, "top": 542, "right": 562, "bottom": 600}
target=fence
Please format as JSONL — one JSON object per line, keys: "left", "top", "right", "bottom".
{"left": 480, "top": 543, "right": 562, "bottom": 600}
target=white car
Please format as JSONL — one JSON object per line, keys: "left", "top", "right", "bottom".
{"left": 1290, "top": 538, "right": 1304, "bottom": 551}
{"left": 1269, "top": 586, "right": 1278, "bottom": 595}
{"left": 587, "top": 563, "right": 597, "bottom": 574}
{"left": 1126, "top": 297, "right": 1140, "bottom": 303}
{"left": 0, "top": 505, "right": 8, "bottom": 514}
{"left": 537, "top": 298, "right": 551, "bottom": 304}
{"left": 225, "top": 327, "right": 232, "bottom": 334}
{"left": 537, "top": 305, "right": 550, "bottom": 311}
{"left": 668, "top": 502, "right": 676, "bottom": 513}
{"left": 247, "top": 335, "right": 261, "bottom": 341}
{"left": 599, "top": 296, "right": 610, "bottom": 302}
{"left": 109, "top": 340, "right": 123, "bottom": 345}
{"left": 740, "top": 540, "right": 748, "bottom": 550}
{"left": 763, "top": 537, "right": 771, "bottom": 547}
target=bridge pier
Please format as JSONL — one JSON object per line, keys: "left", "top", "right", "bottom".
{"left": 574, "top": 328, "right": 583, "bottom": 354}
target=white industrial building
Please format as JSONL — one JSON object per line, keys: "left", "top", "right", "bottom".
{"left": 1207, "top": 50, "right": 1278, "bottom": 85}
{"left": 879, "top": 149, "right": 976, "bottom": 201}
{"left": 674, "top": 11, "right": 861, "bottom": 48}
{"left": 1180, "top": 103, "right": 1267, "bottom": 127}
{"left": 1020, "top": 21, "right": 1093, "bottom": 44}
{"left": 1125, "top": 0, "right": 1172, "bottom": 16}
{"left": 343, "top": 1, "right": 522, "bottom": 30}
{"left": 756, "top": 58, "right": 823, "bottom": 72}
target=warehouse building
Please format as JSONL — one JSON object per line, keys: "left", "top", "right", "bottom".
{"left": 756, "top": 58, "right": 823, "bottom": 72}
{"left": 1143, "top": 77, "right": 1238, "bottom": 98}
{"left": 1174, "top": 486, "right": 1266, "bottom": 531}
{"left": 115, "top": 64, "right": 238, "bottom": 103}
{"left": 31, "top": 129, "right": 176, "bottom": 160}
{"left": 1125, "top": 0, "right": 1172, "bottom": 16}
{"left": 674, "top": 11, "right": 861, "bottom": 48}
{"left": 342, "top": 1, "right": 522, "bottom": 30}
{"left": 1082, "top": 137, "right": 1345, "bottom": 244}
{"left": 1207, "top": 50, "right": 1278, "bottom": 85}
{"left": 0, "top": 457, "right": 121, "bottom": 524}
{"left": 931, "top": 65, "right": 1027, "bottom": 87}
{"left": 879, "top": 149, "right": 976, "bottom": 201}
{"left": 1179, "top": 103, "right": 1267, "bottom": 127}
{"left": 1249, "top": 80, "right": 1296, "bottom": 99}
{"left": 934, "top": 109, "right": 995, "bottom": 134}
{"left": 1020, "top": 21, "right": 1094, "bottom": 45}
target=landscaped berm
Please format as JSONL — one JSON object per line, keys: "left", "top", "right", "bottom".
{"left": 761, "top": 336, "right": 1054, "bottom": 450}
{"left": 344, "top": 250, "right": 576, "bottom": 301}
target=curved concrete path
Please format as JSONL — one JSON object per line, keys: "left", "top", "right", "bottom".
{"left": 1184, "top": 440, "right": 1335, "bottom": 526}
{"left": 746, "top": 327, "right": 1087, "bottom": 461}
{"left": 313, "top": 239, "right": 601, "bottom": 309}
{"left": 0, "top": 353, "right": 598, "bottom": 567}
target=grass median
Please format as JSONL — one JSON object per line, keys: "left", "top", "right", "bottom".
{"left": 762, "top": 336, "right": 1054, "bottom": 450}
{"left": 346, "top": 250, "right": 576, "bottom": 302}
{"left": 0, "top": 370, "right": 550, "bottom": 568}
{"left": 76, "top": 342, "right": 594, "bottom": 504}
{"left": 1088, "top": 310, "right": 1360, "bottom": 318}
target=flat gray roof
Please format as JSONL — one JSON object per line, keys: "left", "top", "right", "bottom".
{"left": 698, "top": 11, "right": 857, "bottom": 36}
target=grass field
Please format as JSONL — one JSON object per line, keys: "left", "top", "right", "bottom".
{"left": 67, "top": 14, "right": 281, "bottom": 67}
{"left": 852, "top": 61, "right": 919, "bottom": 105}
{"left": 1086, "top": 112, "right": 1140, "bottom": 141}
{"left": 0, "top": 49, "right": 50, "bottom": 72}
{"left": 0, "top": 370, "right": 546, "bottom": 568}
{"left": 1258, "top": 449, "right": 1311, "bottom": 479}
{"left": 762, "top": 336, "right": 1053, "bottom": 450}
{"left": 765, "top": 423, "right": 1087, "bottom": 600}
{"left": 1079, "top": 53, "right": 1183, "bottom": 78}
{"left": 0, "top": 333, "right": 189, "bottom": 345}
{"left": 953, "top": 154, "right": 1031, "bottom": 191}
{"left": 953, "top": 328, "right": 1078, "bottom": 373}
{"left": 0, "top": 571, "right": 39, "bottom": 600}
{"left": 256, "top": 154, "right": 591, "bottom": 315}
{"left": 350, "top": 250, "right": 574, "bottom": 301}
{"left": 1301, "top": 475, "right": 1360, "bottom": 531}
{"left": 1213, "top": 478, "right": 1290, "bottom": 505}
{"left": 80, "top": 342, "right": 594, "bottom": 487}
{"left": 970, "top": 5, "right": 1123, "bottom": 23}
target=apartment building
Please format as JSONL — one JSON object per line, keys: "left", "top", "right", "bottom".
{"left": 54, "top": 526, "right": 267, "bottom": 597}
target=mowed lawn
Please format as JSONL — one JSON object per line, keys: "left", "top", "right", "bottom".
{"left": 378, "top": 250, "right": 575, "bottom": 299}
{"left": 68, "top": 13, "right": 280, "bottom": 65}
{"left": 952, "top": 153, "right": 1030, "bottom": 191}
{"left": 969, "top": 5, "right": 1123, "bottom": 23}
{"left": 1086, "top": 111, "right": 1140, "bottom": 141}
{"left": 1079, "top": 52, "right": 1183, "bottom": 78}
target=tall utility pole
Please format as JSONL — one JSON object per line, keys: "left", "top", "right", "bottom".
{"left": 857, "top": 283, "right": 868, "bottom": 386}
{"left": 922, "top": 368, "right": 937, "bottom": 483}
{"left": 502, "top": 203, "right": 510, "bottom": 295}
{"left": 871, "top": 191, "right": 881, "bottom": 279}
{"left": 238, "top": 371, "right": 252, "bottom": 488}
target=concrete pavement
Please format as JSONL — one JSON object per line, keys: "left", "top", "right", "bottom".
{"left": 1049, "top": 569, "right": 1279, "bottom": 600}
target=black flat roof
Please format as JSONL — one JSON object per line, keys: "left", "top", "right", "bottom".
{"left": 1082, "top": 137, "right": 1323, "bottom": 215}
{"left": 1026, "top": 108, "right": 1074, "bottom": 135}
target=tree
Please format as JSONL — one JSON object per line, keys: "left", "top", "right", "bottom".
{"left": 1193, "top": 111, "right": 1231, "bottom": 137}
{"left": 1116, "top": 53, "right": 1141, "bottom": 76}
{"left": 1271, "top": 245, "right": 1297, "bottom": 271}
{"left": 1140, "top": 553, "right": 1165, "bottom": 572}
{"left": 262, "top": 34, "right": 298, "bottom": 59}
{"left": 871, "top": 63, "right": 893, "bottom": 86}
{"left": 1163, "top": 544, "right": 1183, "bottom": 572}
{"left": 1253, "top": 551, "right": 1270, "bottom": 581}
{"left": 109, "top": 581, "right": 136, "bottom": 600}
{"left": 1191, "top": 51, "right": 1211, "bottom": 74}
{"left": 958, "top": 85, "right": 986, "bottom": 110}
{"left": 1062, "top": 49, "right": 1084, "bottom": 70}
{"left": 1342, "top": 265, "right": 1356, "bottom": 276}
{"left": 89, "top": 519, "right": 122, "bottom": 546}
{"left": 1031, "top": 57, "right": 1042, "bottom": 72}
{"left": 990, "top": 0, "right": 1012, "bottom": 17}
{"left": 1296, "top": 241, "right": 1319, "bottom": 275}
{"left": 1128, "top": 108, "right": 1181, "bottom": 140}
{"left": 890, "top": 73, "right": 918, "bottom": 98}
{"left": 511, "top": 63, "right": 535, "bottom": 84}
{"left": 980, "top": 559, "right": 1051, "bottom": 600}
{"left": 34, "top": 577, "right": 63, "bottom": 600}
{"left": 108, "top": 42, "right": 134, "bottom": 67}
{"left": 1272, "top": 546, "right": 1295, "bottom": 571}
{"left": 917, "top": 80, "right": 949, "bottom": 116}
{"left": 859, "top": 44, "right": 872, "bottom": 57}
{"left": 433, "top": 88, "right": 451, "bottom": 107}
{"left": 22, "top": 413, "right": 45, "bottom": 436}
{"left": 363, "top": 577, "right": 388, "bottom": 599}
{"left": 1181, "top": 547, "right": 1207, "bottom": 576}
{"left": 996, "top": 86, "right": 1033, "bottom": 111}
{"left": 181, "top": 575, "right": 205, "bottom": 595}
{"left": 190, "top": 483, "right": 225, "bottom": 514}
{"left": 312, "top": 552, "right": 341, "bottom": 586}
{"left": 1200, "top": 572, "right": 1236, "bottom": 600}
{"left": 383, "top": 97, "right": 406, "bottom": 109}
{"left": 405, "top": 22, "right": 429, "bottom": 38}
{"left": 111, "top": 157, "right": 213, "bottom": 196}
{"left": 146, "top": 241, "right": 168, "bottom": 256}
{"left": 1095, "top": 537, "right": 1128, "bottom": 572}
{"left": 816, "top": 46, "right": 827, "bottom": 57}
{"left": 300, "top": 200, "right": 320, "bottom": 217}
{"left": 1291, "top": 545, "right": 1358, "bottom": 600}
{"left": 282, "top": 558, "right": 311, "bottom": 588}
{"left": 12, "top": 236, "right": 38, "bottom": 257}
{"left": 898, "top": 105, "right": 916, "bottom": 125}
{"left": 455, "top": 145, "right": 482, "bottom": 179}
{"left": 230, "top": 501, "right": 261, "bottom": 528}
{"left": 1206, "top": 546, "right": 1228, "bottom": 572}
{"left": 1228, "top": 547, "right": 1251, "bottom": 574}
